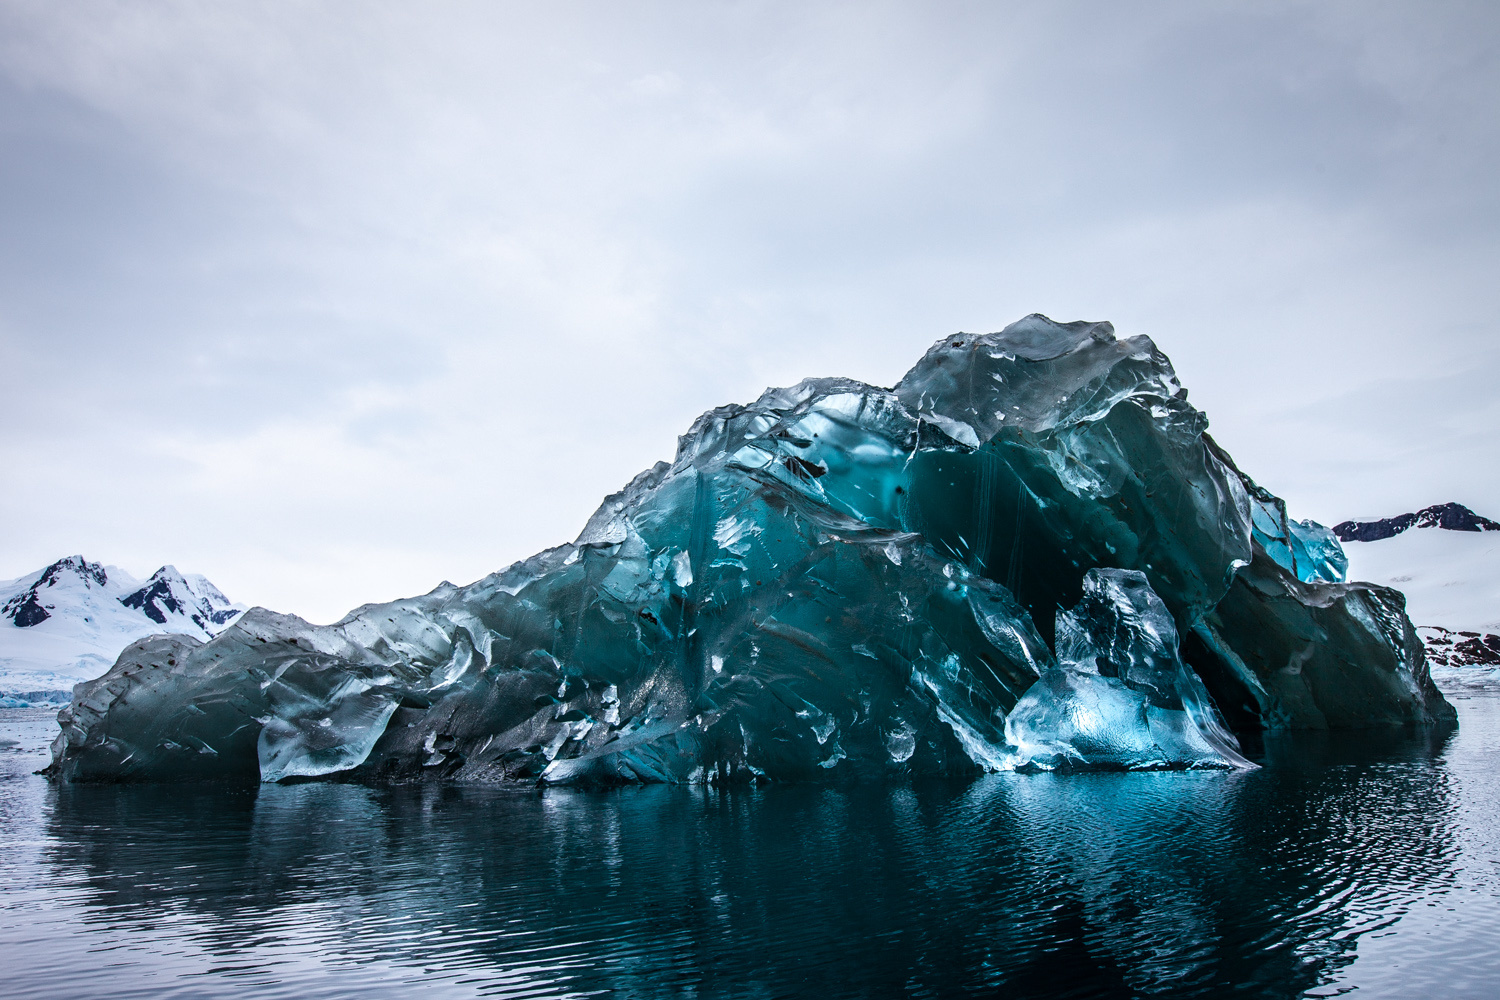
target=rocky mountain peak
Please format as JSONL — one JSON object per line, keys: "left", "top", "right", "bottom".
{"left": 1, "top": 556, "right": 110, "bottom": 628}
{"left": 1333, "top": 503, "right": 1500, "bottom": 543}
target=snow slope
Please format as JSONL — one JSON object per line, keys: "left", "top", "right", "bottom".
{"left": 1341, "top": 507, "right": 1500, "bottom": 687}
{"left": 0, "top": 556, "right": 245, "bottom": 703}
{"left": 1343, "top": 527, "right": 1500, "bottom": 635}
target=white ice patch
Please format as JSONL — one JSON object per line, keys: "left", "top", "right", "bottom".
{"left": 884, "top": 719, "right": 917, "bottom": 763}
{"left": 713, "top": 515, "right": 763, "bottom": 555}
{"left": 920, "top": 412, "right": 980, "bottom": 448}
{"left": 671, "top": 550, "right": 694, "bottom": 588}
{"left": 936, "top": 702, "right": 1007, "bottom": 771}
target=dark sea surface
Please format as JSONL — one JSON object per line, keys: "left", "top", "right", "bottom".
{"left": 3, "top": 695, "right": 1500, "bottom": 999}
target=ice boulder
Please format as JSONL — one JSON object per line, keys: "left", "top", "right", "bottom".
{"left": 1003, "top": 569, "right": 1251, "bottom": 770}
{"left": 46, "top": 316, "right": 1454, "bottom": 785}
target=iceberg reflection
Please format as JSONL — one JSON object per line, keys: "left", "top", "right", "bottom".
{"left": 27, "top": 721, "right": 1464, "bottom": 998}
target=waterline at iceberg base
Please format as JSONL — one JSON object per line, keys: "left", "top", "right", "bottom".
{"left": 45, "top": 316, "right": 1455, "bottom": 785}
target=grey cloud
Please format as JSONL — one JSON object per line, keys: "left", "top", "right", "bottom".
{"left": 0, "top": 1, "right": 1496, "bottom": 621}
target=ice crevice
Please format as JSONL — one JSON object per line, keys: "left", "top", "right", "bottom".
{"left": 46, "top": 315, "right": 1454, "bottom": 786}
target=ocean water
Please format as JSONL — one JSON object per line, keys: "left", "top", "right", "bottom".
{"left": 3, "top": 695, "right": 1499, "bottom": 999}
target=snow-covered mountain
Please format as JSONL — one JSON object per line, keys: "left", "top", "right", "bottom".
{"left": 1334, "top": 502, "right": 1500, "bottom": 543}
{"left": 0, "top": 556, "right": 245, "bottom": 704}
{"left": 1339, "top": 503, "right": 1500, "bottom": 680}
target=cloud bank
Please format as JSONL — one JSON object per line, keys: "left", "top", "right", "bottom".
{"left": 2, "top": 1, "right": 1496, "bottom": 622}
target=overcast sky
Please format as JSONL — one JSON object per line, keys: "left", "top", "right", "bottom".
{"left": 2, "top": 1, "right": 1497, "bottom": 623}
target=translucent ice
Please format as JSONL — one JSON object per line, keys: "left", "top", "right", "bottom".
{"left": 1003, "top": 569, "right": 1251, "bottom": 770}
{"left": 1230, "top": 453, "right": 1348, "bottom": 585}
{"left": 46, "top": 316, "right": 1453, "bottom": 785}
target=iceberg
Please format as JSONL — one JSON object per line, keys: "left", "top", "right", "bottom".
{"left": 45, "top": 316, "right": 1454, "bottom": 785}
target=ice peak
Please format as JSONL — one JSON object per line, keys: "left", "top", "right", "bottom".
{"left": 989, "top": 313, "right": 1117, "bottom": 362}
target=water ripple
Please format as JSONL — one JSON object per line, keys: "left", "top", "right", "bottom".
{"left": 4, "top": 704, "right": 1500, "bottom": 998}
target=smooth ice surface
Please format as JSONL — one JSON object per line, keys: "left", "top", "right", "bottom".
{"left": 46, "top": 316, "right": 1452, "bottom": 785}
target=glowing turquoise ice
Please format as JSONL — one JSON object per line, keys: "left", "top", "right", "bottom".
{"left": 1246, "top": 484, "right": 1348, "bottom": 584}
{"left": 1003, "top": 568, "right": 1251, "bottom": 770}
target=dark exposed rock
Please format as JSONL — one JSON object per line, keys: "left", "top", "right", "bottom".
{"left": 2, "top": 556, "right": 109, "bottom": 628}
{"left": 121, "top": 577, "right": 188, "bottom": 626}
{"left": 1335, "top": 503, "right": 1500, "bottom": 542}
{"left": 1419, "top": 626, "right": 1500, "bottom": 668}
{"left": 4, "top": 592, "right": 51, "bottom": 628}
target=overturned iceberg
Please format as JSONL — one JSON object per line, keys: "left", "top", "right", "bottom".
{"left": 46, "top": 317, "right": 1454, "bottom": 785}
